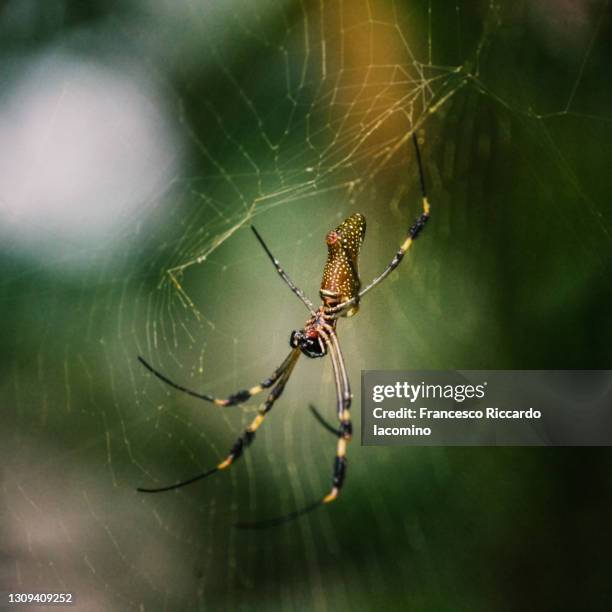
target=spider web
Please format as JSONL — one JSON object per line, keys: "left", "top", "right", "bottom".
{"left": 2, "top": 1, "right": 612, "bottom": 610}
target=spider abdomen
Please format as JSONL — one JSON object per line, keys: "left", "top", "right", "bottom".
{"left": 320, "top": 213, "right": 366, "bottom": 315}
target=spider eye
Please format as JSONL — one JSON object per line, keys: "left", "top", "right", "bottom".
{"left": 289, "top": 331, "right": 301, "bottom": 348}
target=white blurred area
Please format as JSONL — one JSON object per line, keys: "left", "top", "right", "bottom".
{"left": 0, "top": 52, "right": 182, "bottom": 268}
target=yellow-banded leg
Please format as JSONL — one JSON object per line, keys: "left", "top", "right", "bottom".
{"left": 326, "top": 132, "right": 431, "bottom": 319}
{"left": 138, "top": 351, "right": 295, "bottom": 407}
{"left": 216, "top": 350, "right": 299, "bottom": 472}
{"left": 319, "top": 329, "right": 352, "bottom": 505}
{"left": 396, "top": 195, "right": 430, "bottom": 262}
{"left": 137, "top": 350, "right": 300, "bottom": 494}
{"left": 234, "top": 335, "right": 351, "bottom": 528}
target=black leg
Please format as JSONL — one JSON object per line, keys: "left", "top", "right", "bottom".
{"left": 138, "top": 351, "right": 295, "bottom": 407}
{"left": 137, "top": 350, "right": 300, "bottom": 493}
{"left": 251, "top": 226, "right": 317, "bottom": 314}
{"left": 328, "top": 132, "right": 430, "bottom": 316}
{"left": 309, "top": 404, "right": 338, "bottom": 436}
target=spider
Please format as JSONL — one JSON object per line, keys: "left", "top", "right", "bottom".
{"left": 137, "top": 132, "right": 430, "bottom": 527}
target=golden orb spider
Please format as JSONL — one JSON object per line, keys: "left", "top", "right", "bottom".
{"left": 137, "top": 132, "right": 430, "bottom": 527}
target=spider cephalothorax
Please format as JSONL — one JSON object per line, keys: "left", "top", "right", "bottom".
{"left": 289, "top": 328, "right": 326, "bottom": 358}
{"left": 289, "top": 308, "right": 336, "bottom": 358}
{"left": 137, "top": 133, "right": 431, "bottom": 527}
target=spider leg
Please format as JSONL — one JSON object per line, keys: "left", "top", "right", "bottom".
{"left": 328, "top": 132, "right": 430, "bottom": 317}
{"left": 309, "top": 404, "right": 338, "bottom": 436}
{"left": 235, "top": 331, "right": 351, "bottom": 528}
{"left": 138, "top": 350, "right": 295, "bottom": 407}
{"left": 251, "top": 226, "right": 317, "bottom": 315}
{"left": 137, "top": 349, "right": 300, "bottom": 493}
{"left": 214, "top": 350, "right": 299, "bottom": 471}
{"left": 319, "top": 329, "right": 352, "bottom": 505}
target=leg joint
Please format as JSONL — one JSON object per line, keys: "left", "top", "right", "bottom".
{"left": 229, "top": 430, "right": 255, "bottom": 460}
{"left": 227, "top": 389, "right": 251, "bottom": 405}
{"left": 408, "top": 213, "right": 429, "bottom": 240}
{"left": 332, "top": 456, "right": 347, "bottom": 489}
{"left": 339, "top": 421, "right": 352, "bottom": 439}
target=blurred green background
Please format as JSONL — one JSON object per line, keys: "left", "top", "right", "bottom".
{"left": 1, "top": 1, "right": 611, "bottom": 610}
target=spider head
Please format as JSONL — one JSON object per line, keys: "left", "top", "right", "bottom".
{"left": 290, "top": 329, "right": 326, "bottom": 359}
